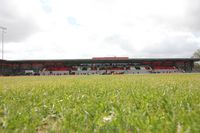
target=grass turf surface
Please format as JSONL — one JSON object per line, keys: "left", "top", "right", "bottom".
{"left": 0, "top": 74, "right": 200, "bottom": 132}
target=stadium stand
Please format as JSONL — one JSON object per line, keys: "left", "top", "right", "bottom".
{"left": 0, "top": 57, "right": 200, "bottom": 76}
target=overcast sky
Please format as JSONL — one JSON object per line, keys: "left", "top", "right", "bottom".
{"left": 0, "top": 0, "right": 200, "bottom": 59}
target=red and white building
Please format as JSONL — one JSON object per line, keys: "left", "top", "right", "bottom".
{"left": 0, "top": 57, "right": 199, "bottom": 76}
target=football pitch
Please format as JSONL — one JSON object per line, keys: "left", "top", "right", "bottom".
{"left": 0, "top": 74, "right": 200, "bottom": 132}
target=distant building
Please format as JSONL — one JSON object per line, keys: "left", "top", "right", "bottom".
{"left": 0, "top": 57, "right": 200, "bottom": 76}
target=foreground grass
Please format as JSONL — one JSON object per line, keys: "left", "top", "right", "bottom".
{"left": 0, "top": 74, "right": 200, "bottom": 133}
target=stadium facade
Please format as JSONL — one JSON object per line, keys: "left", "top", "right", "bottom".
{"left": 0, "top": 57, "right": 200, "bottom": 76}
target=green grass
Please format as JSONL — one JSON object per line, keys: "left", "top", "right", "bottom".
{"left": 0, "top": 74, "right": 200, "bottom": 132}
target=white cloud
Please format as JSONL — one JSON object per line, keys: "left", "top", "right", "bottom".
{"left": 1, "top": 0, "right": 200, "bottom": 59}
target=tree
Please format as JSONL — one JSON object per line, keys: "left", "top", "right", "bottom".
{"left": 192, "top": 49, "right": 200, "bottom": 72}
{"left": 192, "top": 49, "right": 200, "bottom": 58}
